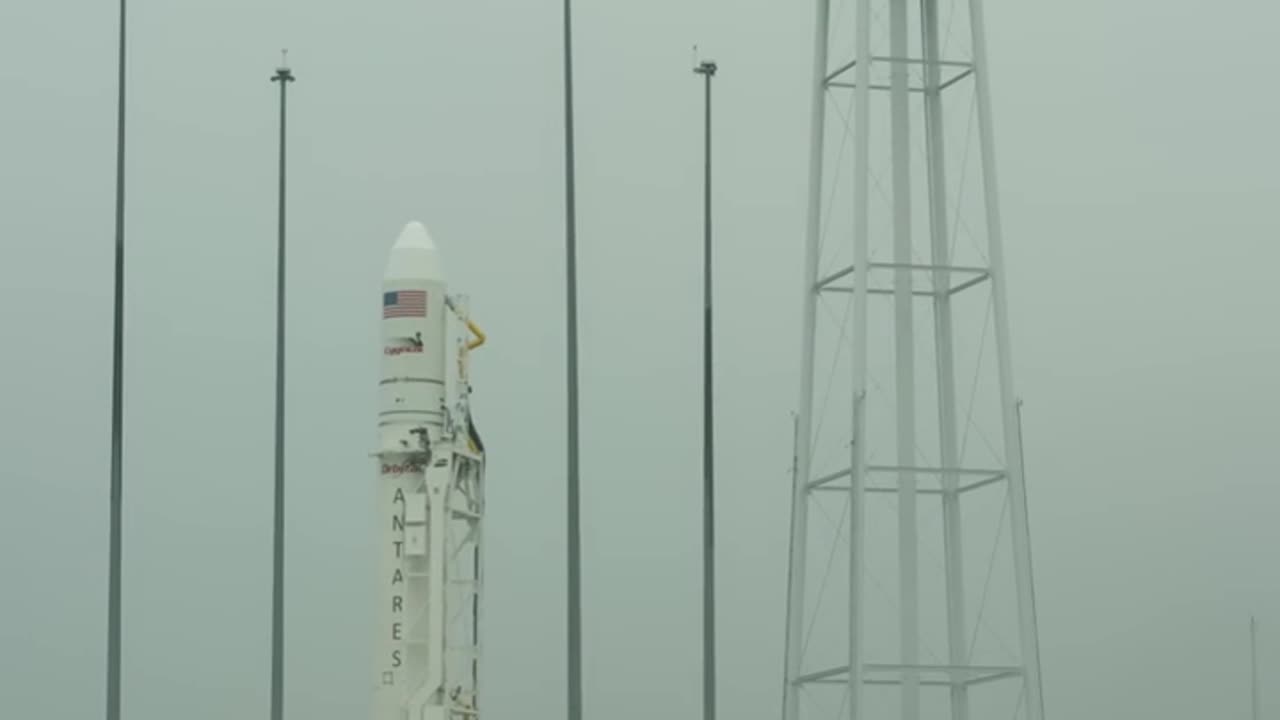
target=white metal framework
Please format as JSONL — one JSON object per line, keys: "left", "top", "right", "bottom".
{"left": 782, "top": 0, "right": 1045, "bottom": 719}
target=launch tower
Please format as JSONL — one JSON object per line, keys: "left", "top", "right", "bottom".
{"left": 781, "top": 1, "right": 1047, "bottom": 718}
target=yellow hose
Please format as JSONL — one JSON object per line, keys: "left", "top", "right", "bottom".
{"left": 465, "top": 319, "right": 486, "bottom": 351}
{"left": 445, "top": 297, "right": 486, "bottom": 352}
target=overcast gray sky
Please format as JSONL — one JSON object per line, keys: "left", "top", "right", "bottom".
{"left": 1, "top": 1, "right": 1278, "bottom": 719}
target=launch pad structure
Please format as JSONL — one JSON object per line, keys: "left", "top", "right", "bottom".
{"left": 782, "top": 0, "right": 1047, "bottom": 719}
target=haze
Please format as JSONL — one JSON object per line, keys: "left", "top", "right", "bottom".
{"left": 1, "top": 1, "right": 1277, "bottom": 719}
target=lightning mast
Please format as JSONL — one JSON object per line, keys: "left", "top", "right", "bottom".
{"left": 781, "top": 0, "right": 1047, "bottom": 718}
{"left": 269, "top": 54, "right": 295, "bottom": 720}
{"left": 105, "top": 0, "right": 127, "bottom": 716}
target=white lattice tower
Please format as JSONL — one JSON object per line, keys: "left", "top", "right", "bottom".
{"left": 781, "top": 1, "right": 1046, "bottom": 719}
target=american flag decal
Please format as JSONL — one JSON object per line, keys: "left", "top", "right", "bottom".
{"left": 383, "top": 290, "right": 427, "bottom": 318}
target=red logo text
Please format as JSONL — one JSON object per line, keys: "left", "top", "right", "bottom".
{"left": 382, "top": 463, "right": 423, "bottom": 475}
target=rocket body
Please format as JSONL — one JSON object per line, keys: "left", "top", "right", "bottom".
{"left": 374, "top": 222, "right": 485, "bottom": 720}
{"left": 380, "top": 221, "right": 448, "bottom": 443}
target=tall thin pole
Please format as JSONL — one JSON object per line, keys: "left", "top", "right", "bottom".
{"left": 846, "top": 0, "right": 874, "bottom": 715}
{"left": 782, "top": 2, "right": 830, "bottom": 718}
{"left": 693, "top": 58, "right": 718, "bottom": 720}
{"left": 968, "top": 0, "right": 1045, "bottom": 713}
{"left": 921, "top": 0, "right": 970, "bottom": 715}
{"left": 562, "top": 1, "right": 582, "bottom": 719}
{"left": 106, "top": 0, "right": 127, "bottom": 718}
{"left": 1253, "top": 616, "right": 1261, "bottom": 720}
{"left": 269, "top": 56, "right": 295, "bottom": 720}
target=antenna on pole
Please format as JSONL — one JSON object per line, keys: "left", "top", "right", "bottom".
{"left": 106, "top": 0, "right": 127, "bottom": 717}
{"left": 562, "top": 2, "right": 583, "bottom": 719}
{"left": 692, "top": 55, "right": 718, "bottom": 720}
{"left": 269, "top": 52, "right": 296, "bottom": 720}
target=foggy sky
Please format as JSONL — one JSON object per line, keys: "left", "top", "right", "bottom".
{"left": 1, "top": 1, "right": 1277, "bottom": 719}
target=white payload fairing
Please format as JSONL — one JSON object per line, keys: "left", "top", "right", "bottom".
{"left": 374, "top": 221, "right": 486, "bottom": 720}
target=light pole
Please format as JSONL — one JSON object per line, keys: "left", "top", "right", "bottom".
{"left": 269, "top": 54, "right": 295, "bottom": 720}
{"left": 106, "top": 0, "right": 127, "bottom": 716}
{"left": 693, "top": 57, "right": 718, "bottom": 720}
{"left": 563, "top": 2, "right": 583, "bottom": 720}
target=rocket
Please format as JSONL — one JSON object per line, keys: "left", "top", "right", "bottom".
{"left": 375, "top": 221, "right": 486, "bottom": 720}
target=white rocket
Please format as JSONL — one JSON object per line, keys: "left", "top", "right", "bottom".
{"left": 374, "top": 221, "right": 486, "bottom": 720}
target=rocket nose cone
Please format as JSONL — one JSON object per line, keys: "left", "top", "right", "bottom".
{"left": 394, "top": 221, "right": 436, "bottom": 251}
{"left": 385, "top": 220, "right": 445, "bottom": 281}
